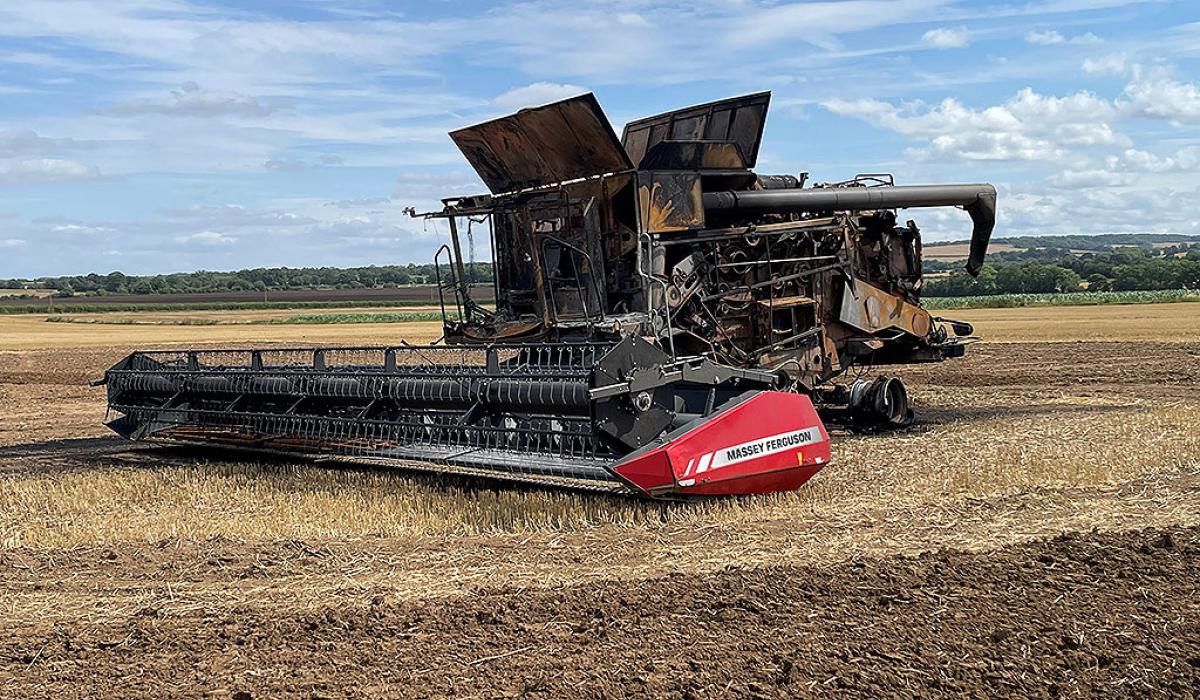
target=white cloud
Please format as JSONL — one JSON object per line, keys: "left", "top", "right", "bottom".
{"left": 822, "top": 87, "right": 1126, "bottom": 162}
{"left": 922, "top": 27, "right": 969, "bottom": 49}
{"left": 993, "top": 185, "right": 1200, "bottom": 238}
{"left": 1026, "top": 30, "right": 1064, "bottom": 45}
{"left": 1082, "top": 54, "right": 1127, "bottom": 76}
{"left": 263, "top": 158, "right": 310, "bottom": 172}
{"left": 1122, "top": 65, "right": 1200, "bottom": 125}
{"left": 338, "top": 235, "right": 410, "bottom": 248}
{"left": 726, "top": 0, "right": 953, "bottom": 51}
{"left": 259, "top": 154, "right": 344, "bottom": 172}
{"left": 327, "top": 197, "right": 392, "bottom": 209}
{"left": 1026, "top": 30, "right": 1101, "bottom": 45}
{"left": 51, "top": 222, "right": 115, "bottom": 235}
{"left": 392, "top": 169, "right": 485, "bottom": 200}
{"left": 615, "top": 13, "right": 649, "bottom": 28}
{"left": 0, "top": 238, "right": 25, "bottom": 248}
{"left": 112, "top": 82, "right": 286, "bottom": 118}
{"left": 492, "top": 82, "right": 587, "bottom": 111}
{"left": 181, "top": 231, "right": 238, "bottom": 246}
{"left": 1110, "top": 146, "right": 1200, "bottom": 173}
{"left": 0, "top": 3, "right": 448, "bottom": 93}
{"left": 0, "top": 129, "right": 86, "bottom": 157}
{"left": 163, "top": 204, "right": 316, "bottom": 227}
{"left": 1046, "top": 168, "right": 1129, "bottom": 188}
{"left": 0, "top": 158, "right": 101, "bottom": 185}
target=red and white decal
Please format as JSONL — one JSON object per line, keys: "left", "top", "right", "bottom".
{"left": 681, "top": 426, "right": 824, "bottom": 480}
{"left": 613, "top": 391, "right": 832, "bottom": 497}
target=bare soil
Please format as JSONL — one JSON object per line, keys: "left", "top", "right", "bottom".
{"left": 4, "top": 526, "right": 1199, "bottom": 698}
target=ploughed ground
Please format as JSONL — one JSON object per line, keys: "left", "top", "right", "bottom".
{"left": 1, "top": 304, "right": 1199, "bottom": 697}
{"left": 4, "top": 526, "right": 1200, "bottom": 698}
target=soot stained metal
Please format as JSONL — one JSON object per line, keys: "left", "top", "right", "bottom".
{"left": 99, "top": 91, "right": 997, "bottom": 498}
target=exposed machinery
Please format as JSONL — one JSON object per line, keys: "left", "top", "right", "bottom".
{"left": 99, "top": 92, "right": 996, "bottom": 498}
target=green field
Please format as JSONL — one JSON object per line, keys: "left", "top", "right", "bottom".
{"left": 924, "top": 289, "right": 1200, "bottom": 310}
{"left": 1, "top": 299, "right": 447, "bottom": 315}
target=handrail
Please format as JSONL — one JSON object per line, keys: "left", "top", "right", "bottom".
{"left": 433, "top": 243, "right": 463, "bottom": 325}
{"left": 637, "top": 232, "right": 676, "bottom": 359}
{"left": 538, "top": 234, "right": 605, "bottom": 327}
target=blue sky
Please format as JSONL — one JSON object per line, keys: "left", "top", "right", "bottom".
{"left": 0, "top": 0, "right": 1197, "bottom": 277}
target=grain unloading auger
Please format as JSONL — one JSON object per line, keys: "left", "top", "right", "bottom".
{"left": 99, "top": 91, "right": 996, "bottom": 498}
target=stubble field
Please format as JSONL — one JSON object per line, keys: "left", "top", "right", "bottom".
{"left": 1, "top": 303, "right": 1199, "bottom": 697}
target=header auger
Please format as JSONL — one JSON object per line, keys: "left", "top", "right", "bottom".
{"left": 100, "top": 91, "right": 996, "bottom": 497}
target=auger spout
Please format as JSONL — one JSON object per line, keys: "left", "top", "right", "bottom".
{"left": 702, "top": 184, "right": 997, "bottom": 275}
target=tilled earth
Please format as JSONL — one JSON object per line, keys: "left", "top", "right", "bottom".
{"left": 2, "top": 313, "right": 1200, "bottom": 698}
{"left": 4, "top": 526, "right": 1199, "bottom": 698}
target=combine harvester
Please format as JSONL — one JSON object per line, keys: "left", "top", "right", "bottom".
{"left": 99, "top": 92, "right": 996, "bottom": 498}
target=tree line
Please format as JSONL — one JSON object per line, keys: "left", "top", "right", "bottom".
{"left": 929, "top": 232, "right": 1199, "bottom": 253}
{"left": 1, "top": 263, "right": 495, "bottom": 297}
{"left": 4, "top": 240, "right": 1199, "bottom": 299}
{"left": 925, "top": 246, "right": 1200, "bottom": 296}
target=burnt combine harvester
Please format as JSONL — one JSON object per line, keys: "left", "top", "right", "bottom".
{"left": 100, "top": 92, "right": 996, "bottom": 497}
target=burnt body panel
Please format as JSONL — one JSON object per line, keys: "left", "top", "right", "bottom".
{"left": 450, "top": 93, "right": 633, "bottom": 194}
{"left": 622, "top": 92, "right": 771, "bottom": 168}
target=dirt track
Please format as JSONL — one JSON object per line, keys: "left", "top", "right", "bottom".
{"left": 1, "top": 303, "right": 1199, "bottom": 697}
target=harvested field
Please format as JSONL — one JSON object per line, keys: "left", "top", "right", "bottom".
{"left": 0, "top": 314, "right": 444, "bottom": 446}
{"left": 952, "top": 301, "right": 1200, "bottom": 343}
{"left": 44, "top": 310, "right": 446, "bottom": 326}
{"left": 0, "top": 314, "right": 444, "bottom": 353}
{"left": 36, "top": 305, "right": 445, "bottom": 325}
{"left": 2, "top": 302, "right": 1198, "bottom": 697}
{"left": 0, "top": 289, "right": 54, "bottom": 299}
{"left": 922, "top": 242, "right": 1023, "bottom": 260}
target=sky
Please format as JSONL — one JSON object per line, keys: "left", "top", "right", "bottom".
{"left": 0, "top": 0, "right": 1197, "bottom": 278}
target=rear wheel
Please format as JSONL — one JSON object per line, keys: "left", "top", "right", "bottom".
{"left": 872, "top": 376, "right": 912, "bottom": 427}
{"left": 845, "top": 376, "right": 913, "bottom": 428}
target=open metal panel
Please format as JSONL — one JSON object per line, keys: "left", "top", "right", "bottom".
{"left": 621, "top": 92, "right": 771, "bottom": 169}
{"left": 450, "top": 93, "right": 633, "bottom": 194}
